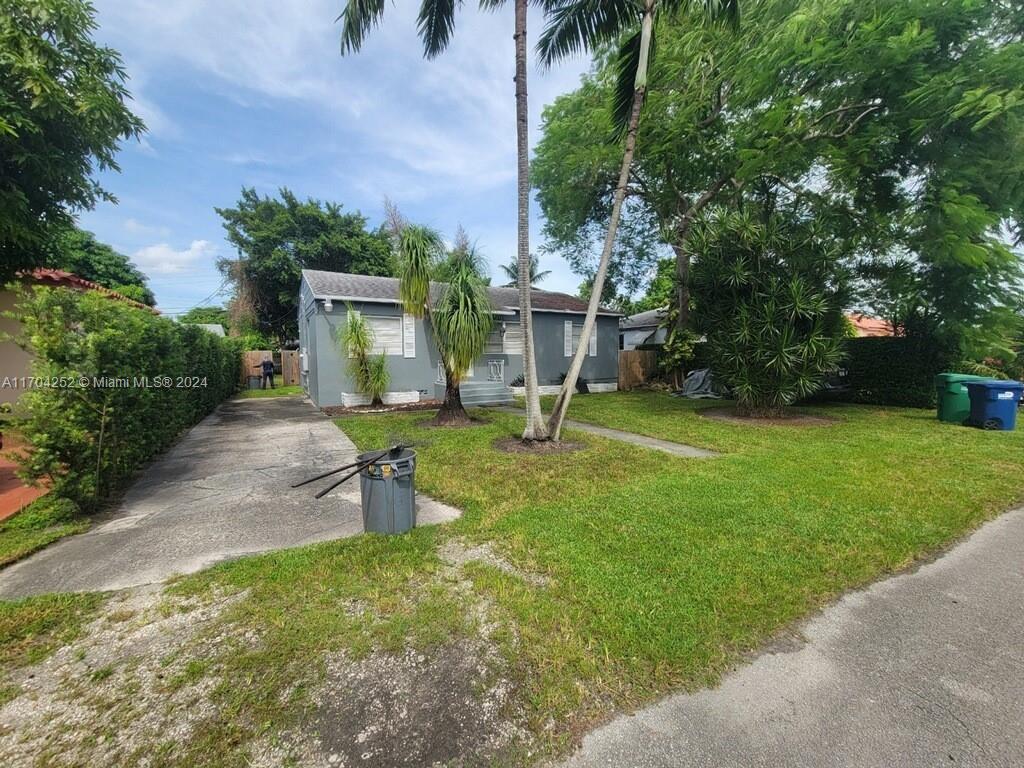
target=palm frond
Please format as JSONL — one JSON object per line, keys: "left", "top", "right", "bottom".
{"left": 339, "top": 0, "right": 387, "bottom": 54}
{"left": 433, "top": 252, "right": 493, "bottom": 379}
{"left": 611, "top": 25, "right": 649, "bottom": 139}
{"left": 418, "top": 0, "right": 461, "bottom": 59}
{"left": 397, "top": 225, "right": 444, "bottom": 317}
{"left": 536, "top": 0, "right": 637, "bottom": 67}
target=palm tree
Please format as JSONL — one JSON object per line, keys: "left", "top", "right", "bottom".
{"left": 339, "top": 0, "right": 553, "bottom": 442}
{"left": 500, "top": 254, "right": 551, "bottom": 287}
{"left": 395, "top": 224, "right": 493, "bottom": 425}
{"left": 538, "top": 0, "right": 740, "bottom": 440}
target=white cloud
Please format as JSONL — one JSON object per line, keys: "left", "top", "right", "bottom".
{"left": 131, "top": 240, "right": 218, "bottom": 276}
{"left": 92, "top": 0, "right": 588, "bottom": 194}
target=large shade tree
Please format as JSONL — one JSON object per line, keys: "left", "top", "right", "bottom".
{"left": 339, "top": 0, "right": 554, "bottom": 441}
{"left": 215, "top": 188, "right": 392, "bottom": 344}
{"left": 538, "top": 0, "right": 740, "bottom": 439}
{"left": 1, "top": 0, "right": 143, "bottom": 280}
{"left": 46, "top": 228, "right": 155, "bottom": 306}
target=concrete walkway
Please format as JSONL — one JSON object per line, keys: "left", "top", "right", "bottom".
{"left": 559, "top": 508, "right": 1024, "bottom": 768}
{"left": 0, "top": 397, "right": 459, "bottom": 598}
{"left": 495, "top": 406, "right": 716, "bottom": 459}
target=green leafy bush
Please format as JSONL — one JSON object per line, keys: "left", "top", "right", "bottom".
{"left": 839, "top": 336, "right": 957, "bottom": 408}
{"left": 10, "top": 287, "right": 240, "bottom": 508}
{"left": 691, "top": 212, "right": 847, "bottom": 416}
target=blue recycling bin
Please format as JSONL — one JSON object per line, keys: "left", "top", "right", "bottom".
{"left": 964, "top": 380, "right": 1023, "bottom": 431}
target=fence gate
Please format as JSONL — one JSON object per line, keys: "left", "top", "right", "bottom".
{"left": 280, "top": 350, "right": 300, "bottom": 386}
{"left": 618, "top": 350, "right": 657, "bottom": 390}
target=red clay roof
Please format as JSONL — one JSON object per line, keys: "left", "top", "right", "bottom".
{"left": 25, "top": 268, "right": 157, "bottom": 312}
{"left": 847, "top": 313, "right": 893, "bottom": 337}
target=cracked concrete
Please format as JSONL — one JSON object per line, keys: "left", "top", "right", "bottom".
{"left": 0, "top": 396, "right": 460, "bottom": 598}
{"left": 557, "top": 507, "right": 1024, "bottom": 768}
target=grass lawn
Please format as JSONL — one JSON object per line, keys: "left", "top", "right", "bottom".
{"left": 0, "top": 497, "right": 89, "bottom": 570}
{"left": 234, "top": 384, "right": 303, "bottom": 399}
{"left": 0, "top": 591, "right": 105, "bottom": 705}
{"left": 6, "top": 393, "right": 1022, "bottom": 764}
{"left": 142, "top": 393, "right": 1024, "bottom": 763}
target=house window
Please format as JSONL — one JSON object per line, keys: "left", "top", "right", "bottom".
{"left": 347, "top": 311, "right": 404, "bottom": 356}
{"left": 564, "top": 321, "right": 597, "bottom": 357}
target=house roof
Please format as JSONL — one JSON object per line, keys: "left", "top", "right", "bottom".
{"left": 25, "top": 268, "right": 157, "bottom": 312}
{"left": 301, "top": 270, "right": 623, "bottom": 316}
{"left": 846, "top": 313, "right": 893, "bottom": 337}
{"left": 620, "top": 308, "right": 666, "bottom": 330}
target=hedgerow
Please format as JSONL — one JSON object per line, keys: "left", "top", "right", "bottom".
{"left": 9, "top": 287, "right": 240, "bottom": 508}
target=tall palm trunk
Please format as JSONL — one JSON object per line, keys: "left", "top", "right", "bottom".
{"left": 547, "top": 6, "right": 654, "bottom": 441}
{"left": 514, "top": 0, "right": 549, "bottom": 442}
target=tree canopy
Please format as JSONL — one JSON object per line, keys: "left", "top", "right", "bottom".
{"left": 534, "top": 0, "right": 1024, "bottom": 355}
{"left": 0, "top": 0, "right": 144, "bottom": 280}
{"left": 215, "top": 188, "right": 393, "bottom": 344}
{"left": 46, "top": 228, "right": 155, "bottom": 305}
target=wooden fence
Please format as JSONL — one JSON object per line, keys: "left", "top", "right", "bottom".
{"left": 240, "top": 350, "right": 300, "bottom": 387}
{"left": 618, "top": 350, "right": 658, "bottom": 391}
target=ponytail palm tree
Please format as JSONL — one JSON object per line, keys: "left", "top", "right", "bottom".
{"left": 395, "top": 224, "right": 493, "bottom": 426}
{"left": 339, "top": 0, "right": 553, "bottom": 441}
{"left": 538, "top": 0, "right": 740, "bottom": 439}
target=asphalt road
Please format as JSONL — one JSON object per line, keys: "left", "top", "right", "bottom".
{"left": 0, "top": 396, "right": 458, "bottom": 598}
{"left": 559, "top": 508, "right": 1024, "bottom": 768}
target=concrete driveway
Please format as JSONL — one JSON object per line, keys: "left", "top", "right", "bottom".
{"left": 0, "top": 396, "right": 458, "bottom": 598}
{"left": 559, "top": 508, "right": 1024, "bottom": 768}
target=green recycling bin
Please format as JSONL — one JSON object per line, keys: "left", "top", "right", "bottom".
{"left": 935, "top": 373, "right": 987, "bottom": 423}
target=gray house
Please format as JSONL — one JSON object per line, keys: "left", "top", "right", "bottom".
{"left": 298, "top": 270, "right": 622, "bottom": 408}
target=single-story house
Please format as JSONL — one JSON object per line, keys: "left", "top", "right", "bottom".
{"left": 620, "top": 308, "right": 667, "bottom": 351}
{"left": 1, "top": 269, "right": 155, "bottom": 406}
{"left": 298, "top": 270, "right": 622, "bottom": 408}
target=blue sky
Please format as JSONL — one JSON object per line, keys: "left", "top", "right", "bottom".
{"left": 77, "top": 1, "right": 591, "bottom": 315}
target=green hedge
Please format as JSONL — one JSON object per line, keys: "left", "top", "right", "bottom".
{"left": 837, "top": 336, "right": 957, "bottom": 408}
{"left": 11, "top": 287, "right": 240, "bottom": 508}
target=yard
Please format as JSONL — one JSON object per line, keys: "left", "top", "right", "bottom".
{"left": 2, "top": 392, "right": 1023, "bottom": 765}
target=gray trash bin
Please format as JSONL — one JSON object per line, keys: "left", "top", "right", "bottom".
{"left": 358, "top": 448, "right": 416, "bottom": 534}
{"left": 247, "top": 375, "right": 262, "bottom": 389}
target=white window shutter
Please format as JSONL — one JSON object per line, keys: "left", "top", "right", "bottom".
{"left": 588, "top": 324, "right": 597, "bottom": 357}
{"left": 564, "top": 320, "right": 573, "bottom": 357}
{"left": 402, "top": 314, "right": 416, "bottom": 358}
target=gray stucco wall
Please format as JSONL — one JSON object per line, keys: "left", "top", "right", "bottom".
{"left": 299, "top": 275, "right": 619, "bottom": 406}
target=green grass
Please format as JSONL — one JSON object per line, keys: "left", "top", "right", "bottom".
{"left": 234, "top": 384, "right": 303, "bottom": 399}
{"left": 0, "top": 496, "right": 89, "bottom": 569}
{"left": 80, "top": 394, "right": 1024, "bottom": 763}
{"left": 0, "top": 591, "right": 105, "bottom": 704}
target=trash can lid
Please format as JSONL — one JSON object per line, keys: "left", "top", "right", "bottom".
{"left": 934, "top": 372, "right": 988, "bottom": 384}
{"left": 964, "top": 379, "right": 1024, "bottom": 391}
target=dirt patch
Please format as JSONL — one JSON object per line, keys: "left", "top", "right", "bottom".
{"left": 311, "top": 641, "right": 528, "bottom": 767}
{"left": 324, "top": 400, "right": 442, "bottom": 417}
{"left": 700, "top": 407, "right": 838, "bottom": 427}
{"left": 0, "top": 585, "right": 252, "bottom": 768}
{"left": 493, "top": 437, "right": 585, "bottom": 454}
{"left": 440, "top": 539, "right": 550, "bottom": 588}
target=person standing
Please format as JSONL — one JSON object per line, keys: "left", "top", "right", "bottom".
{"left": 254, "top": 356, "right": 275, "bottom": 389}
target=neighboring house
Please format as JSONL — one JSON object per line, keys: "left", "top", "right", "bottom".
{"left": 620, "top": 308, "right": 667, "bottom": 351}
{"left": 298, "top": 270, "right": 622, "bottom": 408}
{"left": 1, "top": 268, "right": 155, "bottom": 406}
{"left": 846, "top": 313, "right": 894, "bottom": 337}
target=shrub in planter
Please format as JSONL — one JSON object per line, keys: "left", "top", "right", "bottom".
{"left": 10, "top": 286, "right": 240, "bottom": 508}
{"left": 691, "top": 211, "right": 846, "bottom": 417}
